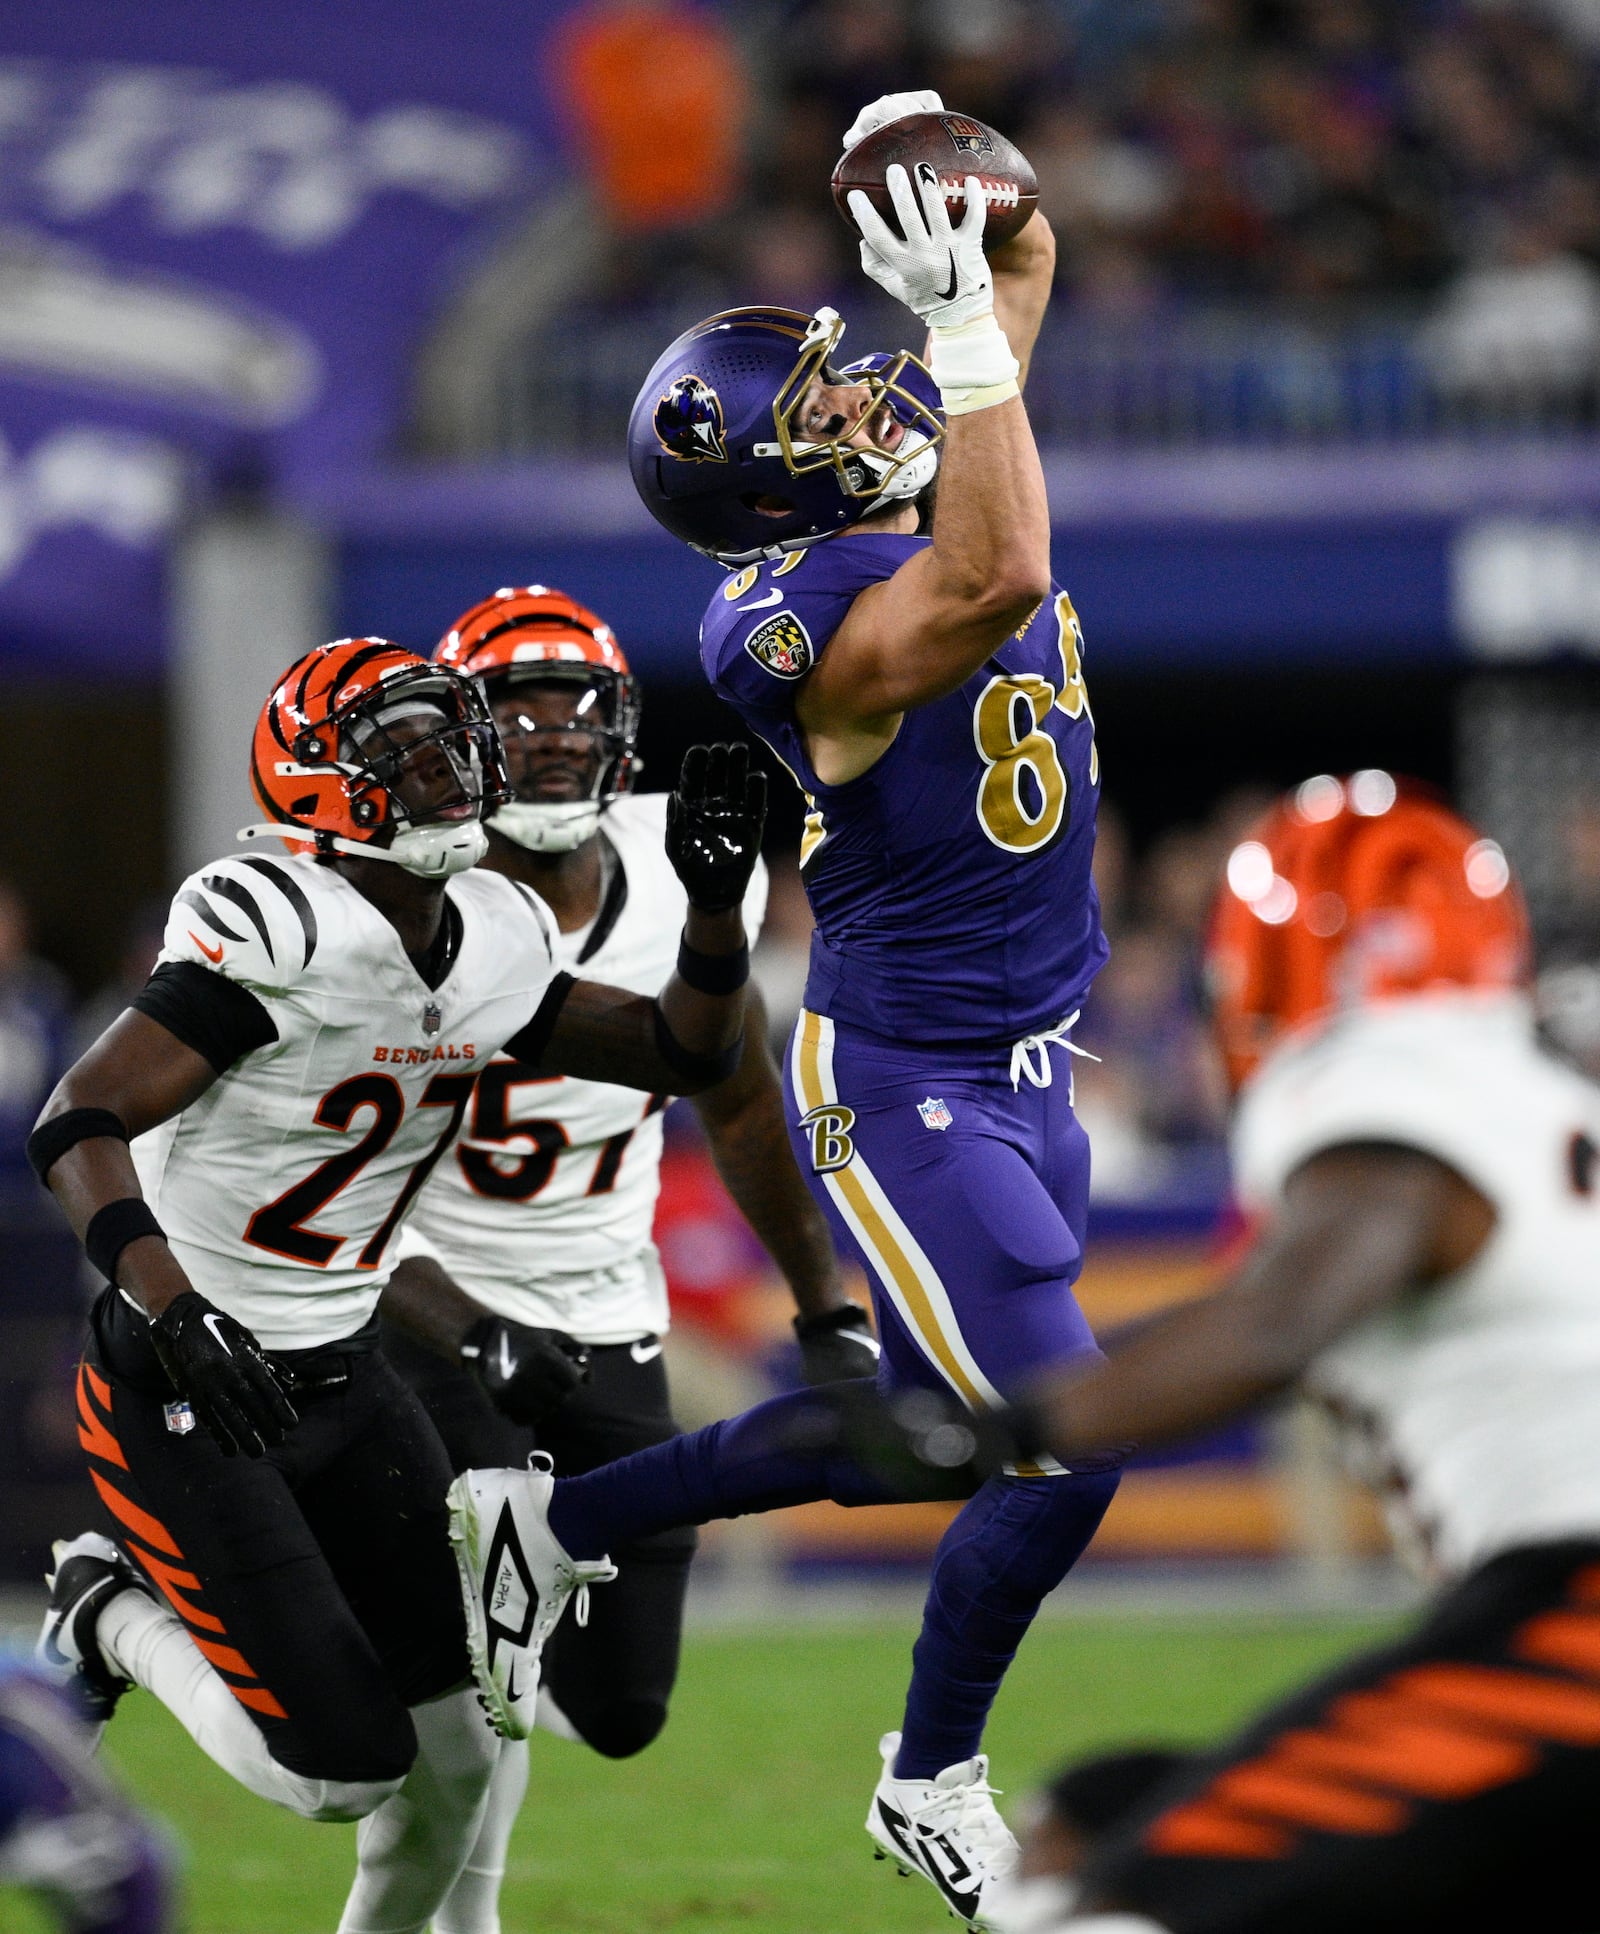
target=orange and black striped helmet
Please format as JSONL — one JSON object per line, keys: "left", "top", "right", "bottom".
{"left": 1206, "top": 771, "right": 1531, "bottom": 1090}
{"left": 436, "top": 586, "right": 639, "bottom": 852}
{"left": 245, "top": 638, "right": 511, "bottom": 877}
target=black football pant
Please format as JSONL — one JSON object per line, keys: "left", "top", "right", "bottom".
{"left": 382, "top": 1321, "right": 697, "bottom": 1759}
{"left": 1079, "top": 1540, "right": 1600, "bottom": 1934}
{"left": 82, "top": 1287, "right": 467, "bottom": 1784}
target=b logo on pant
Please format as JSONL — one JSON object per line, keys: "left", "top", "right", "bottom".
{"left": 799, "top": 1103, "right": 856, "bottom": 1174}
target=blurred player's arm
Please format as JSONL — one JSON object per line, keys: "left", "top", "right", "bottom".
{"left": 1027, "top": 1141, "right": 1495, "bottom": 1460}
{"left": 831, "top": 1142, "right": 1497, "bottom": 1493}
{"left": 691, "top": 985, "right": 877, "bottom": 1380}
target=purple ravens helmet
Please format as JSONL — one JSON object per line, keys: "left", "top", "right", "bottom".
{"left": 627, "top": 306, "right": 944, "bottom": 565}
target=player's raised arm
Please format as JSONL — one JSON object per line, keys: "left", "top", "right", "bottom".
{"left": 29, "top": 1012, "right": 298, "bottom": 1457}
{"left": 509, "top": 744, "right": 764, "bottom": 1094}
{"left": 797, "top": 164, "right": 1054, "bottom": 744}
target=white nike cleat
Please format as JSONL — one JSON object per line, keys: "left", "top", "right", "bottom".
{"left": 867, "top": 1729, "right": 1020, "bottom": 1929}
{"left": 36, "top": 1532, "right": 150, "bottom": 1737}
{"left": 446, "top": 1453, "right": 617, "bottom": 1741}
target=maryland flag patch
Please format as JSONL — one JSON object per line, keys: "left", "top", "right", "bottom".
{"left": 744, "top": 610, "right": 813, "bottom": 679}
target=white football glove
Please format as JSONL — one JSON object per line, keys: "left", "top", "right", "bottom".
{"left": 841, "top": 89, "right": 944, "bottom": 152}
{"left": 849, "top": 162, "right": 994, "bottom": 329}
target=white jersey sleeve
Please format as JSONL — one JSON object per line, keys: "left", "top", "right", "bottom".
{"left": 400, "top": 795, "right": 767, "bottom": 1345}
{"left": 158, "top": 853, "right": 323, "bottom": 995}
{"left": 1232, "top": 991, "right": 1600, "bottom": 1578}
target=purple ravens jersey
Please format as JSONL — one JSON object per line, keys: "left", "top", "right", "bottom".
{"left": 700, "top": 530, "right": 1107, "bottom": 1043}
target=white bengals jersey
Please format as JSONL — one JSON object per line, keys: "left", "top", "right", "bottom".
{"left": 396, "top": 793, "right": 768, "bottom": 1345}
{"left": 1233, "top": 990, "right": 1600, "bottom": 1579}
{"left": 132, "top": 851, "right": 562, "bottom": 1350}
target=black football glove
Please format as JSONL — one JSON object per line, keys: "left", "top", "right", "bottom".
{"left": 459, "top": 1315, "right": 590, "bottom": 1427}
{"left": 147, "top": 1291, "right": 298, "bottom": 1458}
{"left": 666, "top": 743, "right": 768, "bottom": 913}
{"left": 794, "top": 1303, "right": 882, "bottom": 1385}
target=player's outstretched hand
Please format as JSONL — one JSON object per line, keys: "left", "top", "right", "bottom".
{"left": 849, "top": 162, "right": 993, "bottom": 329}
{"left": 841, "top": 89, "right": 944, "bottom": 151}
{"left": 460, "top": 1314, "right": 590, "bottom": 1427}
{"left": 794, "top": 1303, "right": 881, "bottom": 1385}
{"left": 147, "top": 1291, "right": 298, "bottom": 1458}
{"left": 666, "top": 743, "right": 767, "bottom": 914}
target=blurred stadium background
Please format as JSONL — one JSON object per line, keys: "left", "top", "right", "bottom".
{"left": 3, "top": 0, "right": 1600, "bottom": 1918}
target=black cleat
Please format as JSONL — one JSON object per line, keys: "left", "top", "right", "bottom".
{"left": 36, "top": 1532, "right": 148, "bottom": 1731}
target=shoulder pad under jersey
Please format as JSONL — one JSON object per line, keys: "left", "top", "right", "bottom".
{"left": 160, "top": 853, "right": 324, "bottom": 993}
{"left": 453, "top": 866, "right": 559, "bottom": 965}
{"left": 699, "top": 535, "right": 919, "bottom": 728}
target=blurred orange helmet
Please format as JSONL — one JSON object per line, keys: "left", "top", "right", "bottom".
{"left": 1205, "top": 770, "right": 1531, "bottom": 1090}
{"left": 435, "top": 586, "right": 639, "bottom": 853}
{"left": 243, "top": 638, "right": 511, "bottom": 878}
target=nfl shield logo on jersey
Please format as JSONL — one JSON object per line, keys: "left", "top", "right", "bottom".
{"left": 163, "top": 1400, "right": 196, "bottom": 1435}
{"left": 422, "top": 1001, "right": 442, "bottom": 1037}
{"left": 917, "top": 1096, "right": 954, "bottom": 1131}
{"left": 745, "top": 610, "right": 813, "bottom": 680}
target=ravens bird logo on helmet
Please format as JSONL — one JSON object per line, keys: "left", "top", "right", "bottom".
{"left": 654, "top": 374, "right": 729, "bottom": 464}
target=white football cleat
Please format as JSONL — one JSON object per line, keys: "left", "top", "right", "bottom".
{"left": 36, "top": 1532, "right": 149, "bottom": 1735}
{"left": 868, "top": 1729, "right": 1020, "bottom": 1929}
{"left": 447, "top": 1454, "right": 616, "bottom": 1741}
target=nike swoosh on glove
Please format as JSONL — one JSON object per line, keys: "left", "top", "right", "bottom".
{"left": 794, "top": 1303, "right": 881, "bottom": 1385}
{"left": 459, "top": 1314, "right": 590, "bottom": 1428}
{"left": 147, "top": 1291, "right": 298, "bottom": 1458}
{"left": 841, "top": 88, "right": 944, "bottom": 151}
{"left": 848, "top": 162, "right": 994, "bottom": 329}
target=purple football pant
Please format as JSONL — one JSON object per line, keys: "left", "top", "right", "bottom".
{"left": 785, "top": 1008, "right": 1106, "bottom": 1407}
{"left": 547, "top": 1010, "right": 1120, "bottom": 1780}
{"left": 785, "top": 1009, "right": 1121, "bottom": 1776}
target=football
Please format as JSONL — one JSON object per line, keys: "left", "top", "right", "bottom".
{"left": 831, "top": 110, "right": 1038, "bottom": 251}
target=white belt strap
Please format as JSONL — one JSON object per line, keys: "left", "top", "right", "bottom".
{"left": 1008, "top": 1010, "right": 1099, "bottom": 1092}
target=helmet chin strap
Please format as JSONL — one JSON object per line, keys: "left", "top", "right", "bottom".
{"left": 859, "top": 430, "right": 939, "bottom": 501}
{"left": 237, "top": 820, "right": 489, "bottom": 878}
{"left": 491, "top": 800, "right": 603, "bottom": 854}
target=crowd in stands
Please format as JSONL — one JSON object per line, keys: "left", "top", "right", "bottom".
{"left": 532, "top": 0, "right": 1600, "bottom": 436}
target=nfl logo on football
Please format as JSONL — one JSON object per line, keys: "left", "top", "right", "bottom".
{"left": 917, "top": 1096, "right": 953, "bottom": 1131}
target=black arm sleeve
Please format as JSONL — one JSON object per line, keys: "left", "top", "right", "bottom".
{"left": 502, "top": 972, "right": 577, "bottom": 1069}
{"left": 131, "top": 960, "right": 278, "bottom": 1073}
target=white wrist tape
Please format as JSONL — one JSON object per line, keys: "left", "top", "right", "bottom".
{"left": 930, "top": 313, "right": 1021, "bottom": 416}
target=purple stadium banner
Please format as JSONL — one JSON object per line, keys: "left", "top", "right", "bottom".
{"left": 0, "top": 0, "right": 593, "bottom": 666}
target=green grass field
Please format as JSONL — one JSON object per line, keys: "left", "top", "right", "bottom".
{"left": 15, "top": 1612, "right": 1398, "bottom": 1933}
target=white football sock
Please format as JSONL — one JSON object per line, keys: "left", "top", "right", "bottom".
{"left": 432, "top": 1735, "right": 530, "bottom": 1934}
{"left": 98, "top": 1588, "right": 398, "bottom": 1823}
{"left": 337, "top": 1685, "right": 500, "bottom": 1934}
